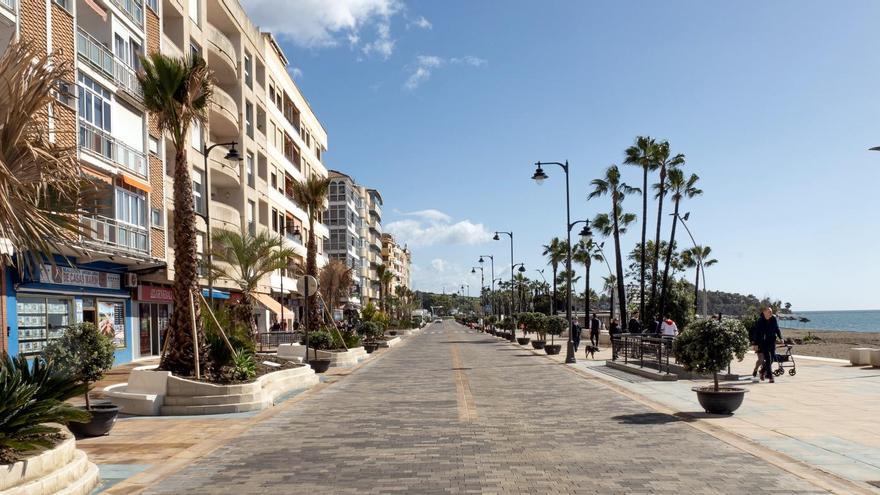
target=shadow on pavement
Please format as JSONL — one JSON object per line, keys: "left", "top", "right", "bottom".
{"left": 441, "top": 340, "right": 497, "bottom": 344}
{"left": 612, "top": 412, "right": 681, "bottom": 425}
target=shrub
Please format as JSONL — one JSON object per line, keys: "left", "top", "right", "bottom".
{"left": 43, "top": 323, "right": 115, "bottom": 409}
{"left": 304, "top": 329, "right": 333, "bottom": 360}
{"left": 203, "top": 303, "right": 255, "bottom": 369}
{"left": 357, "top": 321, "right": 383, "bottom": 342}
{"left": 673, "top": 318, "right": 750, "bottom": 391}
{"left": 327, "top": 326, "right": 362, "bottom": 348}
{"left": 0, "top": 353, "right": 89, "bottom": 462}
{"left": 229, "top": 348, "right": 257, "bottom": 381}
{"left": 544, "top": 316, "right": 567, "bottom": 345}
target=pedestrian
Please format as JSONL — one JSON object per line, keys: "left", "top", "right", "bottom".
{"left": 754, "top": 306, "right": 783, "bottom": 383}
{"left": 628, "top": 312, "right": 641, "bottom": 334}
{"left": 269, "top": 319, "right": 280, "bottom": 332}
{"left": 660, "top": 316, "right": 678, "bottom": 339}
{"left": 281, "top": 321, "right": 288, "bottom": 332}
{"left": 589, "top": 313, "right": 601, "bottom": 348}
{"left": 609, "top": 318, "right": 620, "bottom": 336}
{"left": 749, "top": 317, "right": 764, "bottom": 381}
{"left": 652, "top": 316, "right": 662, "bottom": 335}
{"left": 571, "top": 319, "right": 582, "bottom": 352}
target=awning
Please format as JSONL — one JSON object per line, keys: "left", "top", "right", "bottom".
{"left": 121, "top": 173, "right": 152, "bottom": 192}
{"left": 201, "top": 288, "right": 230, "bottom": 300}
{"left": 254, "top": 292, "right": 282, "bottom": 316}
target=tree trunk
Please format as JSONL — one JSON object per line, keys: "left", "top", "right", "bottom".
{"left": 550, "top": 263, "right": 557, "bottom": 315}
{"left": 306, "top": 215, "right": 318, "bottom": 328}
{"left": 713, "top": 371, "right": 719, "bottom": 392}
{"left": 161, "top": 145, "right": 209, "bottom": 376}
{"left": 640, "top": 166, "right": 648, "bottom": 324}
{"left": 612, "top": 196, "right": 628, "bottom": 330}
{"left": 693, "top": 264, "right": 700, "bottom": 316}
{"left": 651, "top": 165, "right": 667, "bottom": 316}
{"left": 609, "top": 284, "right": 615, "bottom": 321}
{"left": 84, "top": 389, "right": 91, "bottom": 410}
{"left": 658, "top": 199, "right": 680, "bottom": 319}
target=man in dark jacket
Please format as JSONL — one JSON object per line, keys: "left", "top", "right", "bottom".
{"left": 753, "top": 307, "right": 783, "bottom": 382}
{"left": 589, "top": 313, "right": 601, "bottom": 348}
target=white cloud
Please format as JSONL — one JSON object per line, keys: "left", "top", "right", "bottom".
{"left": 242, "top": 0, "right": 401, "bottom": 56}
{"left": 407, "top": 15, "right": 432, "bottom": 30}
{"left": 288, "top": 67, "right": 304, "bottom": 79}
{"left": 430, "top": 258, "right": 448, "bottom": 272}
{"left": 385, "top": 210, "right": 493, "bottom": 247}
{"left": 403, "top": 54, "right": 487, "bottom": 90}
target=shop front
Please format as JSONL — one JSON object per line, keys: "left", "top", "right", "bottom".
{"left": 8, "top": 262, "right": 135, "bottom": 365}
{"left": 135, "top": 285, "right": 173, "bottom": 358}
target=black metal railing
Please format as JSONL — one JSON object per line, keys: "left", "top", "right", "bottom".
{"left": 257, "top": 331, "right": 301, "bottom": 352}
{"left": 613, "top": 334, "right": 673, "bottom": 374}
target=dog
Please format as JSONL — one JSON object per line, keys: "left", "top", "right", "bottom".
{"left": 584, "top": 345, "right": 599, "bottom": 359}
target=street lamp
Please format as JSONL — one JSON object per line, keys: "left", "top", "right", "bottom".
{"left": 568, "top": 220, "right": 593, "bottom": 328}
{"left": 199, "top": 141, "right": 243, "bottom": 305}
{"left": 532, "top": 160, "right": 578, "bottom": 364}
{"left": 494, "top": 231, "right": 516, "bottom": 341}
{"left": 673, "top": 211, "right": 709, "bottom": 316}
{"left": 479, "top": 255, "right": 496, "bottom": 316}
{"left": 471, "top": 266, "right": 485, "bottom": 315}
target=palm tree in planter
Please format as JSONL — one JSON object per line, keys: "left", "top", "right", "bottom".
{"left": 290, "top": 174, "right": 331, "bottom": 329}
{"left": 210, "top": 230, "right": 296, "bottom": 336}
{"left": 43, "top": 323, "right": 117, "bottom": 437}
{"left": 588, "top": 165, "right": 640, "bottom": 330}
{"left": 673, "top": 318, "right": 750, "bottom": 414}
{"left": 657, "top": 169, "right": 702, "bottom": 319}
{"left": 139, "top": 53, "right": 212, "bottom": 376}
{"left": 544, "top": 315, "right": 567, "bottom": 355}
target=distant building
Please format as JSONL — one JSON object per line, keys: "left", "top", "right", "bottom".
{"left": 381, "top": 233, "right": 412, "bottom": 295}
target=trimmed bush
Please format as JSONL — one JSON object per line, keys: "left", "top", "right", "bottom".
{"left": 43, "top": 323, "right": 115, "bottom": 410}
{"left": 673, "top": 318, "right": 749, "bottom": 390}
{"left": 544, "top": 316, "right": 567, "bottom": 345}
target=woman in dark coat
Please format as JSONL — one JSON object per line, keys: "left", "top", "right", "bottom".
{"left": 753, "top": 307, "right": 783, "bottom": 383}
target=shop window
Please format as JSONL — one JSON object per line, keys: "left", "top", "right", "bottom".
{"left": 17, "top": 297, "right": 71, "bottom": 356}
{"left": 97, "top": 300, "right": 126, "bottom": 348}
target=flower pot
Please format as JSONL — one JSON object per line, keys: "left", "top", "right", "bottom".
{"left": 68, "top": 403, "right": 119, "bottom": 437}
{"left": 517, "top": 337, "right": 531, "bottom": 345}
{"left": 389, "top": 330, "right": 398, "bottom": 336}
{"left": 309, "top": 359, "right": 332, "bottom": 373}
{"left": 531, "top": 340, "right": 546, "bottom": 350}
{"left": 364, "top": 342, "right": 380, "bottom": 354}
{"left": 693, "top": 386, "right": 747, "bottom": 415}
{"left": 544, "top": 344, "right": 562, "bottom": 355}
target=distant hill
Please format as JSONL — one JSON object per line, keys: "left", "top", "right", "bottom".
{"left": 702, "top": 290, "right": 792, "bottom": 317}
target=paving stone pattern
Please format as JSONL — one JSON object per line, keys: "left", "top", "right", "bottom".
{"left": 147, "top": 321, "right": 826, "bottom": 494}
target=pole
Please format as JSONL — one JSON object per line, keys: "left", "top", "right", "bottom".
{"left": 189, "top": 291, "right": 200, "bottom": 379}
{"left": 563, "top": 161, "right": 576, "bottom": 364}
{"left": 280, "top": 230, "right": 285, "bottom": 327}
{"left": 202, "top": 145, "right": 214, "bottom": 306}
{"left": 304, "top": 275, "right": 310, "bottom": 363}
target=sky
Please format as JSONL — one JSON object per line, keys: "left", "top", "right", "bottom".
{"left": 241, "top": 0, "right": 880, "bottom": 311}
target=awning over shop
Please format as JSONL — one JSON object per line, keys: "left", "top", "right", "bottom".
{"left": 254, "top": 292, "right": 282, "bottom": 316}
{"left": 201, "top": 288, "right": 230, "bottom": 300}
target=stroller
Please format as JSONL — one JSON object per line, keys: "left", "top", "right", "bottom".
{"left": 772, "top": 344, "right": 797, "bottom": 377}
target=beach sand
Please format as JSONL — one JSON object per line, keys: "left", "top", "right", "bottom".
{"left": 778, "top": 329, "right": 880, "bottom": 360}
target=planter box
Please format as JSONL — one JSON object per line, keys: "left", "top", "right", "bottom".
{"left": 278, "top": 344, "right": 368, "bottom": 368}
{"left": 105, "top": 366, "right": 318, "bottom": 416}
{"left": 850, "top": 347, "right": 878, "bottom": 366}
{"left": 377, "top": 336, "right": 402, "bottom": 348}
{"left": 0, "top": 434, "right": 99, "bottom": 495}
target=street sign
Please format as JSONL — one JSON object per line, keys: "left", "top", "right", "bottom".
{"left": 299, "top": 275, "right": 318, "bottom": 295}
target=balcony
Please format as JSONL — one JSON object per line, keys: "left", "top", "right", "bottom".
{"left": 81, "top": 214, "right": 149, "bottom": 256}
{"left": 110, "top": 0, "right": 144, "bottom": 28}
{"left": 114, "top": 60, "right": 142, "bottom": 101}
{"left": 77, "top": 30, "right": 114, "bottom": 80}
{"left": 209, "top": 86, "right": 239, "bottom": 137}
{"left": 161, "top": 34, "right": 183, "bottom": 59}
{"left": 206, "top": 23, "right": 237, "bottom": 82}
{"left": 209, "top": 155, "right": 240, "bottom": 188}
{"left": 210, "top": 200, "right": 241, "bottom": 231}
{"left": 78, "top": 120, "right": 147, "bottom": 177}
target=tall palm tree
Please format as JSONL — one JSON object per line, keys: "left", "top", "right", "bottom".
{"left": 211, "top": 230, "right": 296, "bottom": 335}
{"left": 658, "top": 169, "right": 702, "bottom": 318}
{"left": 602, "top": 274, "right": 617, "bottom": 320}
{"left": 572, "top": 239, "right": 603, "bottom": 319}
{"left": 290, "top": 174, "right": 330, "bottom": 327}
{"left": 541, "top": 237, "right": 566, "bottom": 314}
{"left": 377, "top": 265, "right": 394, "bottom": 313}
{"left": 318, "top": 259, "right": 353, "bottom": 313}
{"left": 682, "top": 246, "right": 718, "bottom": 315}
{"left": 649, "top": 141, "right": 685, "bottom": 314}
{"left": 139, "top": 53, "right": 212, "bottom": 375}
{"left": 623, "top": 135, "right": 657, "bottom": 325}
{"left": 589, "top": 165, "right": 640, "bottom": 330}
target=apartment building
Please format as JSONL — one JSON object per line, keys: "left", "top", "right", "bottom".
{"left": 1, "top": 0, "right": 329, "bottom": 363}
{"left": 381, "top": 233, "right": 412, "bottom": 295}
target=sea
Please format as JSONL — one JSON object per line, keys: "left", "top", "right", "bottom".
{"left": 777, "top": 310, "right": 880, "bottom": 333}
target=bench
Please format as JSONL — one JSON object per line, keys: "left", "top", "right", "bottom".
{"left": 104, "top": 366, "right": 172, "bottom": 416}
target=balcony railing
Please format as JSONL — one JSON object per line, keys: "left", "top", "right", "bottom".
{"left": 79, "top": 121, "right": 147, "bottom": 177}
{"left": 77, "top": 30, "right": 114, "bottom": 79}
{"left": 111, "top": 0, "right": 143, "bottom": 26}
{"left": 81, "top": 213, "right": 149, "bottom": 256}
{"left": 114, "top": 60, "right": 142, "bottom": 99}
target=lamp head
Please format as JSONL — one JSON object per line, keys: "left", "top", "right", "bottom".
{"left": 478, "top": 256, "right": 484, "bottom": 264}
{"left": 493, "top": 233, "right": 500, "bottom": 241}
{"left": 471, "top": 268, "right": 476, "bottom": 274}
{"left": 224, "top": 142, "right": 243, "bottom": 161}
{"left": 531, "top": 164, "right": 548, "bottom": 185}
{"left": 578, "top": 225, "right": 593, "bottom": 244}
{"left": 682, "top": 212, "right": 691, "bottom": 221}
{"left": 518, "top": 265, "right": 526, "bottom": 273}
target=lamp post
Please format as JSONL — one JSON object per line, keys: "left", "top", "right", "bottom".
{"left": 494, "top": 231, "right": 516, "bottom": 341}
{"left": 199, "top": 141, "right": 242, "bottom": 305}
{"left": 479, "top": 255, "right": 495, "bottom": 316}
{"left": 471, "top": 266, "right": 484, "bottom": 316}
{"left": 532, "top": 160, "right": 578, "bottom": 364}
{"left": 568, "top": 221, "right": 594, "bottom": 332}
{"left": 511, "top": 262, "right": 526, "bottom": 332}
{"left": 674, "top": 212, "right": 709, "bottom": 316}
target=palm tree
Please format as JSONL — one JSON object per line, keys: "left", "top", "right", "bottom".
{"left": 376, "top": 264, "right": 394, "bottom": 313}
{"left": 211, "top": 230, "right": 296, "bottom": 335}
{"left": 623, "top": 135, "right": 657, "bottom": 325}
{"left": 649, "top": 141, "right": 685, "bottom": 314}
{"left": 541, "top": 237, "right": 566, "bottom": 314}
{"left": 589, "top": 165, "right": 640, "bottom": 330}
{"left": 0, "top": 41, "right": 89, "bottom": 266}
{"left": 290, "top": 174, "right": 330, "bottom": 327}
{"left": 682, "top": 246, "right": 718, "bottom": 315}
{"left": 139, "top": 53, "right": 212, "bottom": 375}
{"left": 658, "top": 169, "right": 702, "bottom": 318}
{"left": 602, "top": 274, "right": 617, "bottom": 320}
{"left": 573, "top": 239, "right": 603, "bottom": 320}
{"left": 318, "top": 259, "right": 354, "bottom": 313}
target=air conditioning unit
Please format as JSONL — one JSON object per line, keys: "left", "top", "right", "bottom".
{"left": 124, "top": 273, "right": 138, "bottom": 288}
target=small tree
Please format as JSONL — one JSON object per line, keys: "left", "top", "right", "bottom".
{"left": 673, "top": 318, "right": 749, "bottom": 391}
{"left": 545, "top": 316, "right": 567, "bottom": 346}
{"left": 43, "top": 323, "right": 115, "bottom": 410}
{"left": 357, "top": 321, "right": 383, "bottom": 343}
{"left": 305, "top": 329, "right": 333, "bottom": 361}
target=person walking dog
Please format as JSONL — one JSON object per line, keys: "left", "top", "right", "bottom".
{"left": 589, "top": 313, "right": 601, "bottom": 348}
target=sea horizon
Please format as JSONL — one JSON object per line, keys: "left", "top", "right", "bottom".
{"left": 777, "top": 309, "right": 880, "bottom": 333}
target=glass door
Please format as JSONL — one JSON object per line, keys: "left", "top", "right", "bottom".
{"left": 139, "top": 303, "right": 152, "bottom": 357}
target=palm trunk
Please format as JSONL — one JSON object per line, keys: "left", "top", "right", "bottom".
{"left": 640, "top": 166, "right": 648, "bottom": 323}
{"left": 612, "top": 197, "right": 627, "bottom": 330}
{"left": 651, "top": 165, "right": 666, "bottom": 316}
{"left": 658, "top": 198, "right": 680, "bottom": 319}
{"left": 609, "top": 284, "right": 615, "bottom": 321}
{"left": 306, "top": 215, "right": 317, "bottom": 327}
{"left": 550, "top": 263, "right": 557, "bottom": 315}
{"left": 693, "top": 264, "right": 700, "bottom": 316}
{"left": 162, "top": 145, "right": 208, "bottom": 376}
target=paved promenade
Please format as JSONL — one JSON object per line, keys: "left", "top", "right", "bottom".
{"left": 143, "top": 321, "right": 826, "bottom": 494}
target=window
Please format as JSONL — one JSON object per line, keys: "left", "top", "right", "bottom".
{"left": 53, "top": 0, "right": 72, "bottom": 13}
{"left": 193, "top": 168, "right": 205, "bottom": 215}
{"left": 151, "top": 208, "right": 163, "bottom": 227}
{"left": 146, "top": 0, "right": 158, "bottom": 12}
{"left": 247, "top": 201, "right": 256, "bottom": 235}
{"left": 244, "top": 52, "right": 253, "bottom": 88}
{"left": 270, "top": 166, "right": 277, "bottom": 190}
{"left": 116, "top": 188, "right": 147, "bottom": 228}
{"left": 190, "top": 40, "right": 201, "bottom": 60}
{"left": 188, "top": 0, "right": 200, "bottom": 24}
{"left": 55, "top": 81, "right": 75, "bottom": 108}
{"left": 17, "top": 297, "right": 71, "bottom": 356}
{"left": 78, "top": 73, "right": 112, "bottom": 131}
{"left": 148, "top": 136, "right": 160, "bottom": 155}
{"left": 246, "top": 152, "right": 255, "bottom": 188}
{"left": 245, "top": 101, "right": 254, "bottom": 138}
{"left": 191, "top": 119, "right": 203, "bottom": 151}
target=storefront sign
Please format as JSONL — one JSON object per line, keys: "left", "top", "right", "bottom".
{"left": 138, "top": 285, "right": 173, "bottom": 303}
{"left": 39, "top": 264, "right": 121, "bottom": 290}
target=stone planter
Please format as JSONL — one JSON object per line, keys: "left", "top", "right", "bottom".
{"left": 0, "top": 434, "right": 99, "bottom": 495}
{"left": 67, "top": 403, "right": 119, "bottom": 437}
{"left": 531, "top": 340, "right": 546, "bottom": 350}
{"left": 693, "top": 386, "right": 747, "bottom": 415}
{"left": 377, "top": 336, "right": 402, "bottom": 348}
{"left": 278, "top": 344, "right": 368, "bottom": 368}
{"left": 517, "top": 337, "right": 531, "bottom": 345}
{"left": 544, "top": 344, "right": 562, "bottom": 355}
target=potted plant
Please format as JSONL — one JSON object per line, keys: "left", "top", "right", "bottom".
{"left": 516, "top": 312, "right": 533, "bottom": 346}
{"left": 358, "top": 321, "right": 383, "bottom": 354}
{"left": 673, "top": 318, "right": 750, "bottom": 414}
{"left": 305, "top": 329, "right": 333, "bottom": 373}
{"left": 544, "top": 316, "right": 566, "bottom": 355}
{"left": 43, "top": 323, "right": 118, "bottom": 437}
{"left": 530, "top": 313, "right": 547, "bottom": 349}
{"left": 486, "top": 315, "right": 497, "bottom": 334}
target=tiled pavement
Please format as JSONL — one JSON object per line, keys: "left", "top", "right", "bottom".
{"left": 145, "top": 321, "right": 827, "bottom": 494}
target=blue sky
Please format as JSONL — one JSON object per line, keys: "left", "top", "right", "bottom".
{"left": 242, "top": 0, "right": 880, "bottom": 311}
